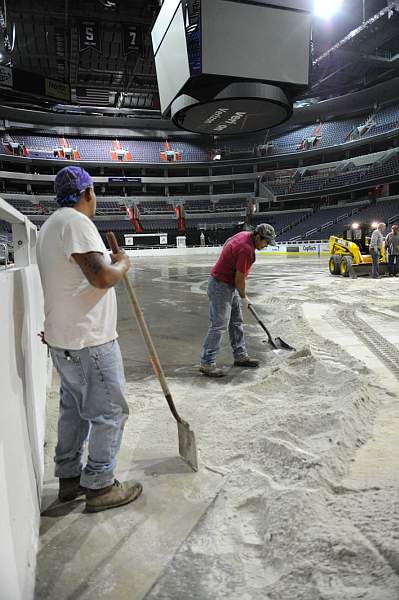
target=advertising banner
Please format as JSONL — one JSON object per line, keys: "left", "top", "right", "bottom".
{"left": 45, "top": 78, "right": 70, "bottom": 102}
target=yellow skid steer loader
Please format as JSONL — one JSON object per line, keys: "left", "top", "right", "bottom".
{"left": 329, "top": 223, "right": 388, "bottom": 277}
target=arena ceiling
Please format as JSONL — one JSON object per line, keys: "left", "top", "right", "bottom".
{"left": 2, "top": 0, "right": 399, "bottom": 117}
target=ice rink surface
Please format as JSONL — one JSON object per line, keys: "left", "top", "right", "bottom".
{"left": 37, "top": 256, "right": 399, "bottom": 600}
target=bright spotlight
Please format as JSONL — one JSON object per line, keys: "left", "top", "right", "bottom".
{"left": 351, "top": 222, "right": 359, "bottom": 229}
{"left": 314, "top": 0, "right": 343, "bottom": 19}
{"left": 371, "top": 221, "right": 378, "bottom": 229}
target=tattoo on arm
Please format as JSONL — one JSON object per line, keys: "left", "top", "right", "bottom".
{"left": 82, "top": 253, "right": 103, "bottom": 275}
{"left": 72, "top": 252, "right": 105, "bottom": 286}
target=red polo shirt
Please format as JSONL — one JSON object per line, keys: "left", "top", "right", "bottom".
{"left": 211, "top": 231, "right": 256, "bottom": 285}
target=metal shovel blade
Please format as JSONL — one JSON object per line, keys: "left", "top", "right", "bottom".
{"left": 178, "top": 420, "right": 198, "bottom": 472}
{"left": 274, "top": 336, "right": 296, "bottom": 351}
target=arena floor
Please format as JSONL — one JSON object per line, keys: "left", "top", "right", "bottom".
{"left": 36, "top": 255, "right": 399, "bottom": 600}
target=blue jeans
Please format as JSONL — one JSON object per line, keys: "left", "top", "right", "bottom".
{"left": 370, "top": 248, "right": 380, "bottom": 278}
{"left": 201, "top": 276, "right": 247, "bottom": 365}
{"left": 50, "top": 340, "right": 129, "bottom": 490}
{"left": 388, "top": 254, "right": 399, "bottom": 275}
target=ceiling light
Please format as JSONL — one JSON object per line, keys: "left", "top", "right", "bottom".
{"left": 313, "top": 0, "right": 343, "bottom": 20}
{"left": 371, "top": 222, "right": 378, "bottom": 229}
{"left": 351, "top": 222, "right": 359, "bottom": 229}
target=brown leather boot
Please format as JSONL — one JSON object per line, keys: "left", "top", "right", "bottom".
{"left": 234, "top": 356, "right": 259, "bottom": 368}
{"left": 58, "top": 476, "right": 86, "bottom": 502}
{"left": 85, "top": 480, "right": 143, "bottom": 513}
{"left": 199, "top": 363, "right": 226, "bottom": 377}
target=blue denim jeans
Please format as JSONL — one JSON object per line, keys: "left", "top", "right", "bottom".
{"left": 388, "top": 254, "right": 399, "bottom": 275}
{"left": 201, "top": 276, "right": 247, "bottom": 365}
{"left": 370, "top": 248, "right": 380, "bottom": 278}
{"left": 50, "top": 339, "right": 129, "bottom": 490}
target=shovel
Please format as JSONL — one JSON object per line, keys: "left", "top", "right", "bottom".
{"left": 247, "top": 302, "right": 295, "bottom": 351}
{"left": 106, "top": 232, "right": 198, "bottom": 472}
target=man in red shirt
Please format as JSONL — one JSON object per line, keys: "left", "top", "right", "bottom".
{"left": 200, "top": 223, "right": 276, "bottom": 377}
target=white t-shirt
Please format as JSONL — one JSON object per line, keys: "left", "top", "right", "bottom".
{"left": 36, "top": 207, "right": 118, "bottom": 350}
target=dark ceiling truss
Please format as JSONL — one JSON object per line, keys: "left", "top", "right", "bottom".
{"left": 8, "top": 0, "right": 159, "bottom": 109}
{"left": 308, "top": 2, "right": 399, "bottom": 99}
{"left": 3, "top": 0, "right": 399, "bottom": 116}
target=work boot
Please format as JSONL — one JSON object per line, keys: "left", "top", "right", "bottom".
{"left": 85, "top": 480, "right": 143, "bottom": 513}
{"left": 58, "top": 476, "right": 86, "bottom": 503}
{"left": 199, "top": 363, "right": 226, "bottom": 377}
{"left": 234, "top": 356, "right": 259, "bottom": 368}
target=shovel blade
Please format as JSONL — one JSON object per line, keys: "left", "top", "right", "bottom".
{"left": 178, "top": 421, "right": 198, "bottom": 472}
{"left": 274, "top": 336, "right": 296, "bottom": 351}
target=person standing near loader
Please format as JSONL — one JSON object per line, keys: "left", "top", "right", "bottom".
{"left": 37, "top": 166, "right": 142, "bottom": 512}
{"left": 385, "top": 224, "right": 399, "bottom": 276}
{"left": 369, "top": 222, "right": 386, "bottom": 279}
{"left": 200, "top": 223, "right": 276, "bottom": 377}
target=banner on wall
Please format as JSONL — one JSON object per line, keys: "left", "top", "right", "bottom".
{"left": 45, "top": 78, "right": 71, "bottom": 102}
{"left": 123, "top": 25, "right": 143, "bottom": 54}
{"left": 79, "top": 21, "right": 101, "bottom": 52}
{"left": 108, "top": 177, "right": 141, "bottom": 184}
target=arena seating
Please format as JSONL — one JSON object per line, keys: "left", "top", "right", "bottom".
{"left": 139, "top": 216, "right": 178, "bottom": 231}
{"left": 262, "top": 152, "right": 399, "bottom": 197}
{"left": 0, "top": 219, "right": 11, "bottom": 234}
{"left": 2, "top": 102, "right": 397, "bottom": 164}
{"left": 186, "top": 213, "right": 244, "bottom": 228}
{"left": 184, "top": 198, "right": 213, "bottom": 212}
{"left": 285, "top": 204, "right": 365, "bottom": 240}
{"left": 347, "top": 197, "right": 399, "bottom": 226}
{"left": 214, "top": 197, "right": 248, "bottom": 211}
{"left": 139, "top": 199, "right": 175, "bottom": 214}
{"left": 93, "top": 219, "right": 134, "bottom": 233}
{"left": 252, "top": 209, "right": 312, "bottom": 236}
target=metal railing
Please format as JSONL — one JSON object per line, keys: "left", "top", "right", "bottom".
{"left": 0, "top": 197, "right": 37, "bottom": 269}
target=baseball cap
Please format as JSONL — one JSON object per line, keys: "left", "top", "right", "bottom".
{"left": 255, "top": 223, "right": 277, "bottom": 245}
{"left": 54, "top": 166, "right": 93, "bottom": 205}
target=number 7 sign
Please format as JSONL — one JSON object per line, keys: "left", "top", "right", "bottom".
{"left": 124, "top": 25, "right": 142, "bottom": 54}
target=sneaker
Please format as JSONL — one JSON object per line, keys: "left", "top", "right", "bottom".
{"left": 234, "top": 356, "right": 259, "bottom": 368}
{"left": 58, "top": 476, "right": 86, "bottom": 503}
{"left": 85, "top": 480, "right": 143, "bottom": 513}
{"left": 199, "top": 363, "right": 226, "bottom": 377}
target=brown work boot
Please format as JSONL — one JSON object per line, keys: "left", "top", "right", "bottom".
{"left": 199, "top": 363, "right": 226, "bottom": 377}
{"left": 234, "top": 356, "right": 259, "bottom": 368}
{"left": 58, "top": 476, "right": 86, "bottom": 503}
{"left": 85, "top": 480, "right": 143, "bottom": 513}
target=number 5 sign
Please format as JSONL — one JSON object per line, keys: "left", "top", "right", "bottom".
{"left": 79, "top": 21, "right": 101, "bottom": 52}
{"left": 124, "top": 25, "right": 142, "bottom": 54}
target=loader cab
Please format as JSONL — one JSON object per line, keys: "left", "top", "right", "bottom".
{"left": 343, "top": 223, "right": 371, "bottom": 254}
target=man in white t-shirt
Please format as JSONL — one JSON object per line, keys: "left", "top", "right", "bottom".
{"left": 37, "top": 166, "right": 142, "bottom": 512}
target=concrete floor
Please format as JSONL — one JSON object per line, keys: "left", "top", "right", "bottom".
{"left": 35, "top": 256, "right": 399, "bottom": 599}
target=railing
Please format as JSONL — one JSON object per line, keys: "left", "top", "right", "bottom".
{"left": 320, "top": 219, "right": 335, "bottom": 230}
{"left": 0, "top": 197, "right": 37, "bottom": 268}
{"left": 305, "top": 227, "right": 318, "bottom": 237}
{"left": 336, "top": 212, "right": 350, "bottom": 223}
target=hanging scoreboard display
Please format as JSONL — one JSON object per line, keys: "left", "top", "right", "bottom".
{"left": 152, "top": 0, "right": 313, "bottom": 135}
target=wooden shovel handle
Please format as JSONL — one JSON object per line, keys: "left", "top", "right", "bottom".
{"left": 106, "top": 232, "right": 183, "bottom": 424}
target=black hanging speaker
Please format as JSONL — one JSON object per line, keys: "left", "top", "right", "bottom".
{"left": 152, "top": 0, "right": 313, "bottom": 136}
